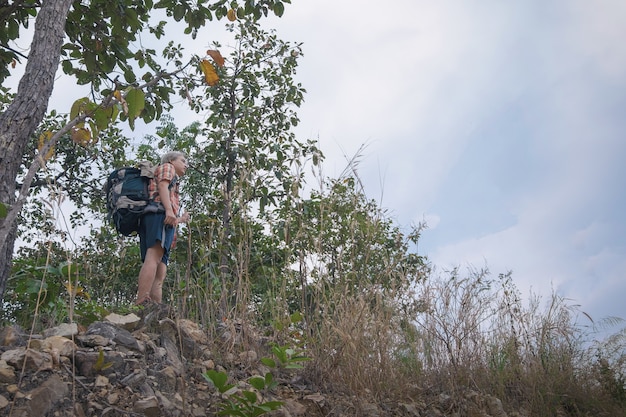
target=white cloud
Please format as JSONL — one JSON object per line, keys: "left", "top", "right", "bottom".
{"left": 387, "top": 1, "right": 626, "bottom": 320}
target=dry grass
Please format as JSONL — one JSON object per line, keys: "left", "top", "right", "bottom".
{"left": 302, "top": 265, "right": 626, "bottom": 416}
{"left": 8, "top": 174, "right": 626, "bottom": 417}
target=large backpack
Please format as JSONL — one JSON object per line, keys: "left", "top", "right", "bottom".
{"left": 104, "top": 161, "right": 157, "bottom": 236}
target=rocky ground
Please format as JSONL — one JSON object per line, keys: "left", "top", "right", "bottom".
{"left": 0, "top": 307, "right": 517, "bottom": 417}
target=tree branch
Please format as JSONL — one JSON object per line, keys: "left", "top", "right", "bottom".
{"left": 0, "top": 43, "right": 28, "bottom": 60}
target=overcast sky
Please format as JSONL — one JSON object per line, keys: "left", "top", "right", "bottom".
{"left": 257, "top": 0, "right": 626, "bottom": 325}
{"left": 25, "top": 1, "right": 626, "bottom": 327}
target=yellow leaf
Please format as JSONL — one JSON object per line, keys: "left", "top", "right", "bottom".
{"left": 200, "top": 59, "right": 219, "bottom": 86}
{"left": 227, "top": 8, "right": 237, "bottom": 21}
{"left": 37, "top": 131, "right": 55, "bottom": 160}
{"left": 114, "top": 90, "right": 128, "bottom": 114}
{"left": 94, "top": 348, "right": 113, "bottom": 372}
{"left": 206, "top": 49, "right": 225, "bottom": 67}
{"left": 65, "top": 282, "right": 90, "bottom": 299}
{"left": 71, "top": 126, "right": 92, "bottom": 146}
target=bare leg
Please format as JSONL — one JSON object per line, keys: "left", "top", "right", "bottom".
{"left": 136, "top": 242, "right": 165, "bottom": 304}
{"left": 149, "top": 261, "right": 168, "bottom": 303}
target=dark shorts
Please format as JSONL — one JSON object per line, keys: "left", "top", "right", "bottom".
{"left": 139, "top": 212, "right": 175, "bottom": 265}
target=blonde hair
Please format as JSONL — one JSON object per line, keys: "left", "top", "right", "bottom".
{"left": 161, "top": 151, "right": 186, "bottom": 164}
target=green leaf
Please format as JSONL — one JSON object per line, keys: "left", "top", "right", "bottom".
{"left": 0, "top": 202, "right": 7, "bottom": 218}
{"left": 290, "top": 311, "right": 303, "bottom": 323}
{"left": 98, "top": 105, "right": 119, "bottom": 128}
{"left": 272, "top": 346, "right": 288, "bottom": 363}
{"left": 93, "top": 108, "right": 110, "bottom": 131}
{"left": 8, "top": 19, "right": 19, "bottom": 38}
{"left": 273, "top": 2, "right": 285, "bottom": 17}
{"left": 259, "top": 401, "right": 283, "bottom": 411}
{"left": 60, "top": 262, "right": 80, "bottom": 277}
{"left": 70, "top": 97, "right": 92, "bottom": 119}
{"left": 173, "top": 4, "right": 186, "bottom": 21}
{"left": 203, "top": 370, "right": 235, "bottom": 393}
{"left": 242, "top": 390, "right": 257, "bottom": 403}
{"left": 126, "top": 88, "right": 145, "bottom": 119}
{"left": 204, "top": 369, "right": 226, "bottom": 387}
{"left": 26, "top": 278, "right": 46, "bottom": 295}
{"left": 123, "top": 68, "right": 137, "bottom": 84}
{"left": 265, "top": 372, "right": 278, "bottom": 390}
{"left": 217, "top": 410, "right": 245, "bottom": 417}
{"left": 248, "top": 376, "right": 265, "bottom": 391}
{"left": 215, "top": 5, "right": 227, "bottom": 20}
{"left": 260, "top": 357, "right": 276, "bottom": 368}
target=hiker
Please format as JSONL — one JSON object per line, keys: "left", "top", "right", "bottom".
{"left": 136, "top": 151, "right": 189, "bottom": 305}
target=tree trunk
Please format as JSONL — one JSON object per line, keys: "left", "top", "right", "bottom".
{"left": 0, "top": 0, "right": 73, "bottom": 300}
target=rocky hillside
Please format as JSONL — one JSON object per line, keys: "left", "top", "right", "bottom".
{"left": 0, "top": 308, "right": 517, "bottom": 417}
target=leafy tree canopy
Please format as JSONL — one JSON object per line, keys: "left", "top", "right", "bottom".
{"left": 0, "top": 0, "right": 291, "bottom": 130}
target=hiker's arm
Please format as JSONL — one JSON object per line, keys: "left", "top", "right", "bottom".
{"left": 158, "top": 180, "right": 176, "bottom": 226}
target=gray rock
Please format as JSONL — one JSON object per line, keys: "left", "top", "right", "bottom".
{"left": 1, "top": 348, "right": 53, "bottom": 372}
{"left": 11, "top": 374, "right": 68, "bottom": 417}
{"left": 0, "top": 394, "right": 8, "bottom": 409}
{"left": 43, "top": 322, "right": 78, "bottom": 338}
{"left": 73, "top": 350, "right": 127, "bottom": 377}
{"left": 86, "top": 321, "right": 140, "bottom": 351}
{"left": 0, "top": 325, "right": 27, "bottom": 347}
{"left": 133, "top": 395, "right": 160, "bottom": 417}
{"left": 105, "top": 312, "right": 141, "bottom": 331}
{"left": 0, "top": 364, "right": 16, "bottom": 383}
{"left": 121, "top": 369, "right": 147, "bottom": 388}
{"left": 160, "top": 319, "right": 184, "bottom": 373}
{"left": 76, "top": 333, "right": 110, "bottom": 347}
